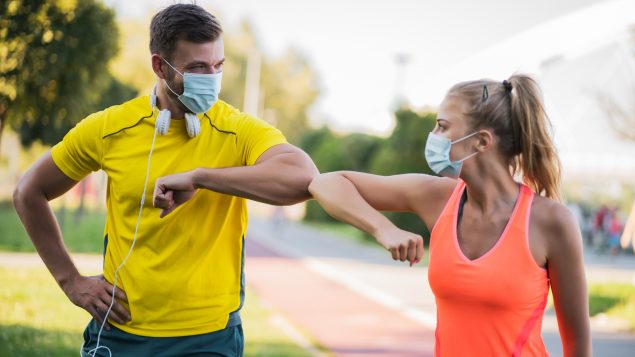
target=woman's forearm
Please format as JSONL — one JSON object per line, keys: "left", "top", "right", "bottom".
{"left": 308, "top": 172, "right": 395, "bottom": 237}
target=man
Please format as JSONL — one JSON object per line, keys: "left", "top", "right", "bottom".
{"left": 13, "top": 4, "right": 317, "bottom": 356}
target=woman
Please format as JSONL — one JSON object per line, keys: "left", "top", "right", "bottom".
{"left": 309, "top": 74, "right": 590, "bottom": 356}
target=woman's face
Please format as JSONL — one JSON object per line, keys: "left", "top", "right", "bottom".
{"left": 434, "top": 97, "right": 478, "bottom": 162}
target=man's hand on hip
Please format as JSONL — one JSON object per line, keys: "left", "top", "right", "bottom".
{"left": 62, "top": 274, "right": 130, "bottom": 330}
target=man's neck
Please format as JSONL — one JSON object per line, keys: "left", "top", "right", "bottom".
{"left": 156, "top": 84, "right": 186, "bottom": 119}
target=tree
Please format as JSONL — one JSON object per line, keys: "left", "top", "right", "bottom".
{"left": 368, "top": 109, "right": 437, "bottom": 242}
{"left": 0, "top": 0, "right": 133, "bottom": 149}
{"left": 261, "top": 48, "right": 319, "bottom": 144}
{"left": 598, "top": 94, "right": 635, "bottom": 141}
{"left": 369, "top": 108, "right": 436, "bottom": 175}
{"left": 300, "top": 108, "right": 438, "bottom": 241}
{"left": 222, "top": 21, "right": 320, "bottom": 144}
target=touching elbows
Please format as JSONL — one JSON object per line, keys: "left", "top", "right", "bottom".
{"left": 273, "top": 155, "right": 319, "bottom": 206}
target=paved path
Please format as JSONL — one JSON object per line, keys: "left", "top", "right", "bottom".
{"left": 246, "top": 240, "right": 434, "bottom": 356}
{"left": 3, "top": 216, "right": 634, "bottom": 356}
{"left": 246, "top": 216, "right": 635, "bottom": 357}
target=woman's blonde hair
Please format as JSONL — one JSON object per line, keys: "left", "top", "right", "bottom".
{"left": 447, "top": 74, "right": 562, "bottom": 200}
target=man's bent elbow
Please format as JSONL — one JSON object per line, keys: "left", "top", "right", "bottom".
{"left": 274, "top": 170, "right": 316, "bottom": 205}
{"left": 12, "top": 182, "right": 23, "bottom": 211}
{"left": 12, "top": 173, "right": 31, "bottom": 207}
{"left": 13, "top": 175, "right": 44, "bottom": 212}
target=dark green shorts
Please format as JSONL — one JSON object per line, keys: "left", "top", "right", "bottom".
{"left": 80, "top": 319, "right": 244, "bottom": 357}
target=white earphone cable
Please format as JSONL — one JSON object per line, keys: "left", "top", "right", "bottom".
{"left": 87, "top": 110, "right": 160, "bottom": 357}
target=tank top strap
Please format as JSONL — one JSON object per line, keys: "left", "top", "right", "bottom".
{"left": 443, "top": 179, "right": 466, "bottom": 216}
{"left": 430, "top": 179, "right": 465, "bottom": 236}
{"left": 509, "top": 183, "right": 535, "bottom": 232}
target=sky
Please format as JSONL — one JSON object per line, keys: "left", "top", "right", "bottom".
{"left": 104, "top": 0, "right": 615, "bottom": 133}
{"left": 103, "top": 0, "right": 635, "bottom": 187}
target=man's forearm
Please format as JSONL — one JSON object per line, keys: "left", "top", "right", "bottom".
{"left": 13, "top": 187, "right": 81, "bottom": 290}
{"left": 192, "top": 153, "right": 316, "bottom": 205}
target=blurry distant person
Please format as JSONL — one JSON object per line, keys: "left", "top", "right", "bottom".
{"left": 606, "top": 208, "right": 622, "bottom": 256}
{"left": 271, "top": 205, "right": 287, "bottom": 232}
{"left": 567, "top": 202, "right": 586, "bottom": 243}
{"left": 592, "top": 205, "right": 609, "bottom": 248}
{"left": 309, "top": 74, "right": 590, "bottom": 356}
{"left": 621, "top": 202, "right": 635, "bottom": 253}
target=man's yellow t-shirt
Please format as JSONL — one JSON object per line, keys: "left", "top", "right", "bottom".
{"left": 51, "top": 96, "right": 287, "bottom": 337}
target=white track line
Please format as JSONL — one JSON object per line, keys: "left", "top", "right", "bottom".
{"left": 253, "top": 234, "right": 437, "bottom": 330}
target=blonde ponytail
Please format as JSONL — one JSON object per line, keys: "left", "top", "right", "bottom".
{"left": 508, "top": 74, "right": 561, "bottom": 201}
{"left": 446, "top": 74, "right": 562, "bottom": 200}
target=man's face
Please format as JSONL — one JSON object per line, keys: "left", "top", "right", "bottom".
{"left": 163, "top": 38, "right": 225, "bottom": 111}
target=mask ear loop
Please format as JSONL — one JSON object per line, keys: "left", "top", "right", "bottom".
{"left": 450, "top": 131, "right": 482, "bottom": 164}
{"left": 88, "top": 92, "right": 162, "bottom": 357}
{"left": 451, "top": 130, "right": 480, "bottom": 145}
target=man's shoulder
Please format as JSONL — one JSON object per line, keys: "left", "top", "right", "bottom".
{"left": 100, "top": 95, "right": 153, "bottom": 138}
{"left": 208, "top": 100, "right": 270, "bottom": 135}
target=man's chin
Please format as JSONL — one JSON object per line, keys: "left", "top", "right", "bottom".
{"left": 179, "top": 103, "right": 192, "bottom": 114}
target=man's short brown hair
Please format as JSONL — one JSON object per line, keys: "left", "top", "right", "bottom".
{"left": 149, "top": 4, "right": 222, "bottom": 60}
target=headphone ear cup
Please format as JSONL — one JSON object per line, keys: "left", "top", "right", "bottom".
{"left": 156, "top": 109, "right": 171, "bottom": 135}
{"left": 184, "top": 113, "right": 201, "bottom": 138}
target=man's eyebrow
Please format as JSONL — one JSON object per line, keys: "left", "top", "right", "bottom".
{"left": 185, "top": 58, "right": 225, "bottom": 67}
{"left": 185, "top": 60, "right": 209, "bottom": 67}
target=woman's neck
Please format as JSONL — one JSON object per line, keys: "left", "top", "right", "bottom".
{"left": 460, "top": 159, "right": 519, "bottom": 216}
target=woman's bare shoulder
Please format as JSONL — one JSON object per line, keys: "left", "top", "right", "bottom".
{"left": 531, "top": 195, "right": 582, "bottom": 253}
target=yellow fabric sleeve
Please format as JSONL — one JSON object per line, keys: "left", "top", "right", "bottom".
{"left": 50, "top": 111, "right": 105, "bottom": 181}
{"left": 236, "top": 114, "right": 287, "bottom": 166}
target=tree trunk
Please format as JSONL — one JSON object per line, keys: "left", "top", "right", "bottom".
{"left": 74, "top": 178, "right": 88, "bottom": 223}
{"left": 0, "top": 107, "right": 6, "bottom": 158}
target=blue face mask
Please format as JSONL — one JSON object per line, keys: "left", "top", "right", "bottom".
{"left": 424, "top": 131, "right": 479, "bottom": 178}
{"left": 163, "top": 58, "right": 222, "bottom": 114}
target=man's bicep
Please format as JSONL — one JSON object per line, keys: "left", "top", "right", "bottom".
{"left": 255, "top": 144, "right": 319, "bottom": 179}
{"left": 255, "top": 144, "right": 313, "bottom": 165}
{"left": 23, "top": 151, "right": 79, "bottom": 201}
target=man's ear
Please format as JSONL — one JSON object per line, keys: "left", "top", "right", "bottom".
{"left": 151, "top": 54, "right": 168, "bottom": 79}
{"left": 476, "top": 130, "right": 494, "bottom": 152}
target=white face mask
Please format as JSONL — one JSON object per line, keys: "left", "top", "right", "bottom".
{"left": 162, "top": 58, "right": 222, "bottom": 114}
{"left": 424, "top": 131, "right": 479, "bottom": 178}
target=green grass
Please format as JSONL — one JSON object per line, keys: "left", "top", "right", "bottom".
{"left": 0, "top": 265, "right": 321, "bottom": 356}
{"left": 243, "top": 290, "right": 326, "bottom": 357}
{"left": 588, "top": 283, "right": 635, "bottom": 330}
{"left": 0, "top": 200, "right": 105, "bottom": 253}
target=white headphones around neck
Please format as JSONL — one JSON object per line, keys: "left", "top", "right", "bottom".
{"left": 150, "top": 86, "right": 201, "bottom": 138}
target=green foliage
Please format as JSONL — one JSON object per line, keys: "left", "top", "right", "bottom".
{"left": 301, "top": 108, "right": 438, "bottom": 242}
{"left": 367, "top": 109, "right": 437, "bottom": 241}
{"left": 0, "top": 266, "right": 318, "bottom": 356}
{"left": 299, "top": 127, "right": 384, "bottom": 223}
{"left": 0, "top": 200, "right": 105, "bottom": 253}
{"left": 0, "top": 0, "right": 137, "bottom": 147}
{"left": 588, "top": 283, "right": 635, "bottom": 330}
{"left": 588, "top": 283, "right": 635, "bottom": 315}
{"left": 221, "top": 21, "right": 320, "bottom": 144}
{"left": 369, "top": 109, "right": 436, "bottom": 175}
